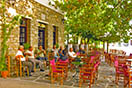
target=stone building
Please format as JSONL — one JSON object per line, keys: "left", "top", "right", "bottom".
{"left": 0, "top": 0, "right": 65, "bottom": 57}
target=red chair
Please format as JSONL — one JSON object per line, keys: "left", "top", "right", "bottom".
{"left": 114, "top": 58, "right": 126, "bottom": 84}
{"left": 50, "top": 59, "right": 67, "bottom": 85}
{"left": 123, "top": 64, "right": 132, "bottom": 88}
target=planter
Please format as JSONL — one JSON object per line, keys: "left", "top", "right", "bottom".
{"left": 1, "top": 71, "right": 8, "bottom": 78}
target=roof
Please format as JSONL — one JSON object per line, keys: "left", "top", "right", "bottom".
{"left": 34, "top": 0, "right": 63, "bottom": 15}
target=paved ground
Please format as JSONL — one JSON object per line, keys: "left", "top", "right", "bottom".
{"left": 0, "top": 56, "right": 127, "bottom": 88}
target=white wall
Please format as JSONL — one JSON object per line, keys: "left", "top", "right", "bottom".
{"left": 35, "top": 0, "right": 63, "bottom": 14}
{"left": 109, "top": 39, "right": 132, "bottom": 55}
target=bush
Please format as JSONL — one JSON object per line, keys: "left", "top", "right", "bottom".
{"left": 56, "top": 43, "right": 59, "bottom": 48}
{"left": 23, "top": 43, "right": 30, "bottom": 50}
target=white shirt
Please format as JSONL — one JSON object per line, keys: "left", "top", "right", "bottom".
{"left": 52, "top": 49, "right": 58, "bottom": 56}
{"left": 81, "top": 44, "right": 85, "bottom": 50}
{"left": 25, "top": 50, "right": 35, "bottom": 59}
{"left": 68, "top": 44, "right": 72, "bottom": 51}
{"left": 16, "top": 50, "right": 25, "bottom": 61}
{"left": 68, "top": 51, "right": 77, "bottom": 58}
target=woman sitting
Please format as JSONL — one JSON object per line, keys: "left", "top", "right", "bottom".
{"left": 59, "top": 48, "right": 68, "bottom": 61}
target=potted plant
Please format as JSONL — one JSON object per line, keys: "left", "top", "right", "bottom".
{"left": 23, "top": 43, "right": 30, "bottom": 50}
{"left": 56, "top": 43, "right": 59, "bottom": 49}
{"left": 0, "top": 0, "right": 21, "bottom": 78}
{"left": 0, "top": 0, "right": 34, "bottom": 78}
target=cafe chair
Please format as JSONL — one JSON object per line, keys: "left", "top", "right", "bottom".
{"left": 79, "top": 66, "right": 95, "bottom": 88}
{"left": 50, "top": 59, "right": 65, "bottom": 85}
{"left": 15, "top": 55, "right": 29, "bottom": 77}
{"left": 114, "top": 59, "right": 125, "bottom": 84}
{"left": 68, "top": 56, "right": 75, "bottom": 71}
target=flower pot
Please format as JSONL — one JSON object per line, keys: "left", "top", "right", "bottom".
{"left": 1, "top": 71, "right": 8, "bottom": 78}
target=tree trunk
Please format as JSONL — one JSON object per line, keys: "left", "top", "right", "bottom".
{"left": 107, "top": 41, "right": 109, "bottom": 53}
{"left": 103, "top": 41, "right": 105, "bottom": 52}
{"left": 67, "top": 34, "right": 69, "bottom": 44}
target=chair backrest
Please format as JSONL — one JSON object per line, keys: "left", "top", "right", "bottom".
{"left": 114, "top": 59, "right": 118, "bottom": 67}
{"left": 56, "top": 61, "right": 68, "bottom": 67}
{"left": 128, "top": 68, "right": 132, "bottom": 87}
{"left": 48, "top": 52, "right": 54, "bottom": 61}
{"left": 50, "top": 59, "right": 56, "bottom": 72}
{"left": 89, "top": 56, "right": 95, "bottom": 63}
{"left": 81, "top": 57, "right": 90, "bottom": 63}
{"left": 80, "top": 66, "right": 94, "bottom": 76}
{"left": 58, "top": 59, "right": 69, "bottom": 63}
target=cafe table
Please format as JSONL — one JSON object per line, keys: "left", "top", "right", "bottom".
{"left": 72, "top": 61, "right": 86, "bottom": 82}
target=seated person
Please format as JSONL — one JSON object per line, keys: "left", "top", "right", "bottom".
{"left": 52, "top": 45, "right": 59, "bottom": 62}
{"left": 36, "top": 46, "right": 48, "bottom": 67}
{"left": 16, "top": 45, "right": 32, "bottom": 76}
{"left": 68, "top": 48, "right": 77, "bottom": 58}
{"left": 58, "top": 47, "right": 68, "bottom": 61}
{"left": 36, "top": 46, "right": 48, "bottom": 60}
{"left": 78, "top": 47, "right": 85, "bottom": 54}
{"left": 25, "top": 46, "right": 44, "bottom": 72}
{"left": 58, "top": 46, "right": 65, "bottom": 54}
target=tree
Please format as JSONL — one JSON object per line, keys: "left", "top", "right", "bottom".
{"left": 50, "top": 0, "right": 132, "bottom": 44}
{"left": 0, "top": 0, "right": 34, "bottom": 71}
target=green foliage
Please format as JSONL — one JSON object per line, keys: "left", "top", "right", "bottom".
{"left": 23, "top": 43, "right": 30, "bottom": 50}
{"left": 0, "top": 0, "right": 33, "bottom": 71}
{"left": 56, "top": 43, "right": 59, "bottom": 48}
{"left": 51, "top": 0, "right": 132, "bottom": 43}
{"left": 69, "top": 40, "right": 73, "bottom": 44}
{"left": 0, "top": 0, "right": 22, "bottom": 71}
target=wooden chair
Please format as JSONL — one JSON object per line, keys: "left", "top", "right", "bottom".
{"left": 68, "top": 56, "right": 75, "bottom": 71}
{"left": 110, "top": 54, "right": 115, "bottom": 66}
{"left": 79, "top": 66, "right": 94, "bottom": 88}
{"left": 15, "top": 55, "right": 29, "bottom": 77}
{"left": 128, "top": 69, "right": 132, "bottom": 88}
{"left": 56, "top": 61, "right": 68, "bottom": 79}
{"left": 124, "top": 67, "right": 132, "bottom": 88}
{"left": 50, "top": 60, "right": 65, "bottom": 85}
{"left": 114, "top": 58, "right": 126, "bottom": 84}
{"left": 81, "top": 57, "right": 91, "bottom": 64}
{"left": 48, "top": 52, "right": 54, "bottom": 61}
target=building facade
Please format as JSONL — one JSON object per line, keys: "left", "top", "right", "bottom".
{"left": 0, "top": 0, "right": 65, "bottom": 57}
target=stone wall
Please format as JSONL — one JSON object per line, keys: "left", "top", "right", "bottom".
{"left": 0, "top": 0, "right": 64, "bottom": 57}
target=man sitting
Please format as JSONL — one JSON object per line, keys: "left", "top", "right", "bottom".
{"left": 36, "top": 46, "right": 48, "bottom": 67}
{"left": 58, "top": 46, "right": 68, "bottom": 61}
{"left": 25, "top": 46, "right": 44, "bottom": 72}
{"left": 78, "top": 47, "right": 85, "bottom": 54}
{"left": 52, "top": 45, "right": 59, "bottom": 62}
{"left": 16, "top": 45, "right": 32, "bottom": 76}
{"left": 68, "top": 48, "right": 77, "bottom": 58}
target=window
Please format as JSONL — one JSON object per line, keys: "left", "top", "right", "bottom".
{"left": 20, "top": 18, "right": 27, "bottom": 45}
{"left": 38, "top": 22, "right": 46, "bottom": 49}
{"left": 53, "top": 26, "right": 58, "bottom": 45}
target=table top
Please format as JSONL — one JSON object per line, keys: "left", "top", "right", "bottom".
{"left": 72, "top": 61, "right": 86, "bottom": 65}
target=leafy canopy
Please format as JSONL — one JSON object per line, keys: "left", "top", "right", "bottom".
{"left": 51, "top": 0, "right": 132, "bottom": 43}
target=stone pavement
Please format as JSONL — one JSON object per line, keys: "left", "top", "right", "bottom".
{"left": 0, "top": 57, "right": 126, "bottom": 88}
